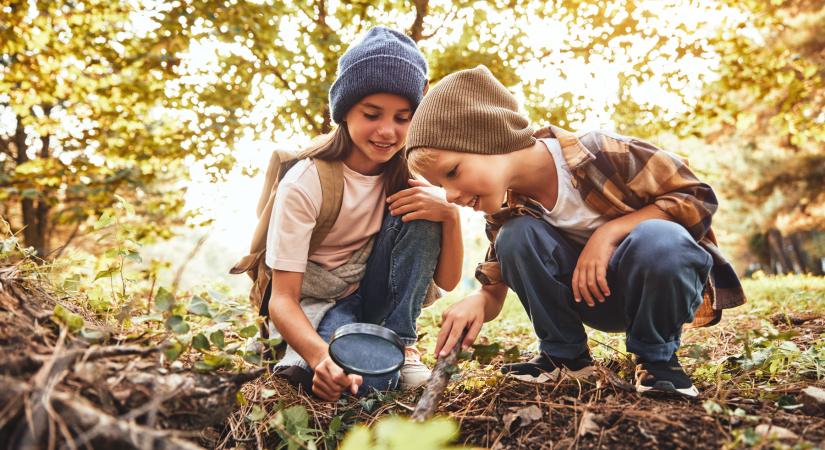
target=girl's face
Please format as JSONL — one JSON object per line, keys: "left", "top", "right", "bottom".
{"left": 416, "top": 148, "right": 509, "bottom": 214}
{"left": 343, "top": 93, "right": 413, "bottom": 175}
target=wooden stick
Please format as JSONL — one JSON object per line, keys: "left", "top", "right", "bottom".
{"left": 411, "top": 332, "right": 466, "bottom": 422}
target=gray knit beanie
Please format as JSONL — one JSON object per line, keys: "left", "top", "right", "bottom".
{"left": 406, "top": 65, "right": 535, "bottom": 155}
{"left": 329, "top": 26, "right": 428, "bottom": 124}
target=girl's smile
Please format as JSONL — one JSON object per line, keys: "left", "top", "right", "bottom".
{"left": 343, "top": 93, "right": 412, "bottom": 175}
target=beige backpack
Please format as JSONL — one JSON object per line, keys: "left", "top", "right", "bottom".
{"left": 230, "top": 151, "right": 344, "bottom": 317}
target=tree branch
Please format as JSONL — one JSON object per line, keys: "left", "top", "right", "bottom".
{"left": 409, "top": 0, "right": 429, "bottom": 42}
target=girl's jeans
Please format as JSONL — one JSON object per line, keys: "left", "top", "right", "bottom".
{"left": 495, "top": 217, "right": 712, "bottom": 362}
{"left": 314, "top": 210, "right": 441, "bottom": 393}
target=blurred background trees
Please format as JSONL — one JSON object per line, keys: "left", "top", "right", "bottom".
{"left": 1, "top": 0, "right": 822, "bottom": 276}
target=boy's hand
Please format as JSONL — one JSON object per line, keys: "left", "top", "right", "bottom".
{"left": 435, "top": 295, "right": 486, "bottom": 357}
{"left": 572, "top": 229, "right": 618, "bottom": 307}
{"left": 387, "top": 179, "right": 459, "bottom": 223}
{"left": 312, "top": 355, "right": 362, "bottom": 401}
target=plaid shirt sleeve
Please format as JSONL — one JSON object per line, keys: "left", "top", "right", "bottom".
{"left": 627, "top": 135, "right": 719, "bottom": 241}
{"left": 608, "top": 134, "right": 719, "bottom": 241}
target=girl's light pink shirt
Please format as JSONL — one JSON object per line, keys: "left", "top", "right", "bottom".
{"left": 265, "top": 159, "right": 385, "bottom": 274}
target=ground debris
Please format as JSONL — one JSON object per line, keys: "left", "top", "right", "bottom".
{"left": 503, "top": 405, "right": 543, "bottom": 433}
{"left": 801, "top": 386, "right": 825, "bottom": 417}
{"left": 0, "top": 265, "right": 262, "bottom": 449}
{"left": 755, "top": 424, "right": 799, "bottom": 440}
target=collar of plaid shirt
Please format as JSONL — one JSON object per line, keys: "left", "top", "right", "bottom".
{"left": 475, "top": 124, "right": 746, "bottom": 328}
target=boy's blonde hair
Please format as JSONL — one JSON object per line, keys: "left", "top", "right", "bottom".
{"left": 406, "top": 147, "right": 438, "bottom": 176}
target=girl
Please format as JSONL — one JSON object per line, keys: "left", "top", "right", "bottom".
{"left": 265, "top": 27, "right": 463, "bottom": 401}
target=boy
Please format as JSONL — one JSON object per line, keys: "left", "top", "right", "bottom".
{"left": 404, "top": 65, "right": 745, "bottom": 397}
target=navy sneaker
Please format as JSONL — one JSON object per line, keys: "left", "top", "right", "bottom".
{"left": 634, "top": 354, "right": 698, "bottom": 397}
{"left": 501, "top": 350, "right": 595, "bottom": 383}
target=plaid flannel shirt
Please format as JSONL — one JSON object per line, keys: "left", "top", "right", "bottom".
{"left": 475, "top": 125, "right": 746, "bottom": 327}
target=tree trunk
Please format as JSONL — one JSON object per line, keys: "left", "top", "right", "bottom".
{"left": 789, "top": 232, "right": 817, "bottom": 275}
{"left": 766, "top": 228, "right": 793, "bottom": 274}
{"left": 14, "top": 114, "right": 51, "bottom": 259}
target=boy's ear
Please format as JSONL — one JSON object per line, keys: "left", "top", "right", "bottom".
{"left": 422, "top": 80, "right": 430, "bottom": 96}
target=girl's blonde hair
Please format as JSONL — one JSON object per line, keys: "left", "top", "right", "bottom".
{"left": 406, "top": 147, "right": 438, "bottom": 177}
{"left": 298, "top": 123, "right": 411, "bottom": 196}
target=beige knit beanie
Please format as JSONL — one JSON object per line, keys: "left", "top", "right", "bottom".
{"left": 406, "top": 65, "right": 535, "bottom": 155}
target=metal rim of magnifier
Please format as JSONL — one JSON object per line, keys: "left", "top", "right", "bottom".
{"left": 328, "top": 323, "right": 405, "bottom": 376}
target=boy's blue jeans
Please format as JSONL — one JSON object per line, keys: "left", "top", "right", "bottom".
{"left": 495, "top": 217, "right": 712, "bottom": 362}
{"left": 314, "top": 210, "right": 441, "bottom": 393}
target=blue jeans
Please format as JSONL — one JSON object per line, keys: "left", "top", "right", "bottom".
{"left": 314, "top": 210, "right": 441, "bottom": 393}
{"left": 496, "top": 217, "right": 712, "bottom": 362}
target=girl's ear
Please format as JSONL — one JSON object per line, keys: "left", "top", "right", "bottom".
{"left": 422, "top": 80, "right": 430, "bottom": 96}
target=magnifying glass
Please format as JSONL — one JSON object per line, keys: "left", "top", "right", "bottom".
{"left": 328, "top": 323, "right": 405, "bottom": 376}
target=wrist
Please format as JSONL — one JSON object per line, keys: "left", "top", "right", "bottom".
{"left": 595, "top": 222, "right": 623, "bottom": 244}
{"left": 307, "top": 345, "right": 329, "bottom": 370}
{"left": 443, "top": 205, "right": 460, "bottom": 223}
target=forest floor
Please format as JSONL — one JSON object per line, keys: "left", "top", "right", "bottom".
{"left": 1, "top": 245, "right": 823, "bottom": 449}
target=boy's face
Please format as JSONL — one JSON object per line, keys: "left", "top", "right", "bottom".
{"left": 414, "top": 148, "right": 508, "bottom": 214}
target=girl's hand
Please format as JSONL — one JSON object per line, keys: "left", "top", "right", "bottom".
{"left": 387, "top": 179, "right": 459, "bottom": 223}
{"left": 312, "top": 355, "right": 362, "bottom": 401}
{"left": 434, "top": 295, "right": 486, "bottom": 358}
{"left": 572, "top": 228, "right": 618, "bottom": 307}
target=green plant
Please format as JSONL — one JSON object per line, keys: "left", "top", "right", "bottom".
{"left": 339, "top": 416, "right": 462, "bottom": 450}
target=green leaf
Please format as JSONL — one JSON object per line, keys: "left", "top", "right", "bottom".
{"left": 124, "top": 250, "right": 142, "bottom": 263}
{"left": 374, "top": 416, "right": 458, "bottom": 450}
{"left": 132, "top": 313, "right": 164, "bottom": 324}
{"left": 339, "top": 426, "right": 372, "bottom": 450}
{"left": 192, "top": 333, "right": 210, "bottom": 351}
{"left": 471, "top": 342, "right": 502, "bottom": 365}
{"left": 164, "top": 340, "right": 184, "bottom": 361}
{"left": 94, "top": 211, "right": 115, "bottom": 230}
{"left": 247, "top": 405, "right": 267, "bottom": 422}
{"left": 154, "top": 287, "right": 174, "bottom": 311}
{"left": 187, "top": 295, "right": 211, "bottom": 317}
{"left": 261, "top": 388, "right": 277, "bottom": 399}
{"left": 242, "top": 351, "right": 262, "bottom": 365}
{"left": 282, "top": 405, "right": 309, "bottom": 428}
{"left": 53, "top": 304, "right": 84, "bottom": 332}
{"left": 79, "top": 328, "right": 106, "bottom": 343}
{"left": 93, "top": 265, "right": 119, "bottom": 281}
{"left": 165, "top": 315, "right": 190, "bottom": 334}
{"left": 195, "top": 352, "right": 234, "bottom": 372}
{"left": 114, "top": 194, "right": 135, "bottom": 215}
{"left": 239, "top": 324, "right": 258, "bottom": 338}
{"left": 210, "top": 330, "right": 225, "bottom": 349}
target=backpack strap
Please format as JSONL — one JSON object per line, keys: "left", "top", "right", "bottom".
{"left": 308, "top": 158, "right": 344, "bottom": 255}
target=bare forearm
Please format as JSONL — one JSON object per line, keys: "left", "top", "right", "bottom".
{"left": 598, "top": 204, "right": 673, "bottom": 243}
{"left": 433, "top": 209, "right": 463, "bottom": 291}
{"left": 269, "top": 295, "right": 328, "bottom": 368}
{"left": 474, "top": 283, "right": 508, "bottom": 322}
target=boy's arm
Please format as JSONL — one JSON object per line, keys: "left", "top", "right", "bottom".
{"left": 619, "top": 136, "right": 718, "bottom": 240}
{"left": 434, "top": 282, "right": 508, "bottom": 357}
{"left": 268, "top": 270, "right": 362, "bottom": 401}
{"left": 572, "top": 204, "right": 673, "bottom": 306}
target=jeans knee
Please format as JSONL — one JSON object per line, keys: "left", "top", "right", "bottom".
{"left": 402, "top": 218, "right": 440, "bottom": 242}
{"left": 625, "top": 220, "right": 706, "bottom": 275}
{"left": 495, "top": 216, "right": 544, "bottom": 265}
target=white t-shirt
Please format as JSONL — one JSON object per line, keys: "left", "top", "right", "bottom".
{"left": 265, "top": 159, "right": 385, "bottom": 273}
{"left": 538, "top": 138, "right": 607, "bottom": 245}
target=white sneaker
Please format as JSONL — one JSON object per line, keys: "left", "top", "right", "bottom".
{"left": 400, "top": 347, "right": 431, "bottom": 390}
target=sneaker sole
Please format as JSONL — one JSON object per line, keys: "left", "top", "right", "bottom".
{"left": 508, "top": 366, "right": 596, "bottom": 383}
{"left": 636, "top": 381, "right": 699, "bottom": 398}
